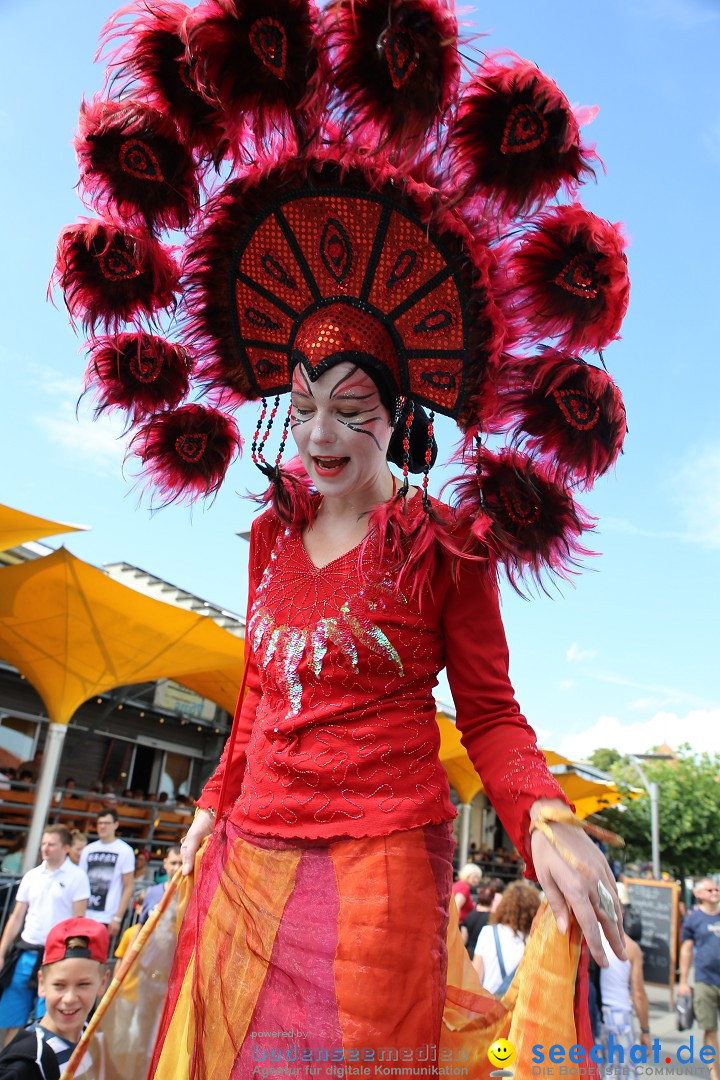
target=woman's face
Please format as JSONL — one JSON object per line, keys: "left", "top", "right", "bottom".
{"left": 290, "top": 361, "right": 393, "bottom": 498}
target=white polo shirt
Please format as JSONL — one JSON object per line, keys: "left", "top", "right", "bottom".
{"left": 17, "top": 857, "right": 91, "bottom": 946}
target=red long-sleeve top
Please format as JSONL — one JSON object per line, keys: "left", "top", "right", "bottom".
{"left": 198, "top": 502, "right": 567, "bottom": 875}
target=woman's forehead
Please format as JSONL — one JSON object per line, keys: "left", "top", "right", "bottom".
{"left": 291, "top": 361, "right": 380, "bottom": 397}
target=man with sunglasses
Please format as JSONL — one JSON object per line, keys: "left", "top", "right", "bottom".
{"left": 679, "top": 878, "right": 720, "bottom": 1080}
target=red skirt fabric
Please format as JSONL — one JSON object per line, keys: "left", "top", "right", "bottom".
{"left": 148, "top": 818, "right": 591, "bottom": 1080}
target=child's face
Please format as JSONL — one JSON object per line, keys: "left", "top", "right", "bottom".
{"left": 38, "top": 959, "right": 108, "bottom": 1042}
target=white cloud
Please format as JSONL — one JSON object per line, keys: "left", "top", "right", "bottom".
{"left": 28, "top": 364, "right": 81, "bottom": 399}
{"left": 671, "top": 443, "right": 720, "bottom": 549}
{"left": 630, "top": 0, "right": 720, "bottom": 27}
{"left": 588, "top": 670, "right": 712, "bottom": 710}
{"left": 557, "top": 707, "right": 720, "bottom": 761}
{"left": 558, "top": 680, "right": 574, "bottom": 693}
{"left": 33, "top": 404, "right": 126, "bottom": 477}
{"left": 566, "top": 643, "right": 597, "bottom": 663}
{"left": 27, "top": 361, "right": 128, "bottom": 478}
{"left": 702, "top": 122, "right": 720, "bottom": 163}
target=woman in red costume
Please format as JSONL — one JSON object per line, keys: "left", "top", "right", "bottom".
{"left": 54, "top": 1, "right": 632, "bottom": 1075}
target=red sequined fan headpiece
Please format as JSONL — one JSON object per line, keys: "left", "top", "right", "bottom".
{"left": 54, "top": 0, "right": 631, "bottom": 586}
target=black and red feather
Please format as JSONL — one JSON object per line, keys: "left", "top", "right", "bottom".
{"left": 453, "top": 447, "right": 594, "bottom": 586}
{"left": 76, "top": 98, "right": 199, "bottom": 231}
{"left": 52, "top": 220, "right": 179, "bottom": 332}
{"left": 84, "top": 333, "right": 193, "bottom": 421}
{"left": 102, "top": 1, "right": 230, "bottom": 160}
{"left": 509, "top": 204, "right": 629, "bottom": 353}
{"left": 322, "top": 0, "right": 460, "bottom": 154}
{"left": 496, "top": 349, "right": 627, "bottom": 487}
{"left": 132, "top": 403, "right": 241, "bottom": 503}
{"left": 186, "top": 0, "right": 326, "bottom": 141}
{"left": 452, "top": 56, "right": 597, "bottom": 218}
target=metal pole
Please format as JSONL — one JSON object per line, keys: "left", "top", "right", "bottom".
{"left": 629, "top": 756, "right": 661, "bottom": 880}
{"left": 649, "top": 781, "right": 661, "bottom": 880}
{"left": 458, "top": 803, "right": 471, "bottom": 867}
{"left": 21, "top": 722, "right": 68, "bottom": 873}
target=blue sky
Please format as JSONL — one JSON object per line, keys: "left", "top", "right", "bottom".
{"left": 1, "top": 0, "right": 719, "bottom": 760}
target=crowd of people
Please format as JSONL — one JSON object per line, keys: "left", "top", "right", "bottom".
{"left": 0, "top": 767, "right": 196, "bottom": 813}
{"left": 1, "top": 801, "right": 719, "bottom": 1079}
{"left": 0, "top": 810, "right": 183, "bottom": 1073}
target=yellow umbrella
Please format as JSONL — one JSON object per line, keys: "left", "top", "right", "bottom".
{"left": 0, "top": 546, "right": 243, "bottom": 723}
{"left": 436, "top": 713, "right": 577, "bottom": 804}
{"left": 436, "top": 711, "right": 484, "bottom": 804}
{"left": 0, "top": 503, "right": 88, "bottom": 552}
{"left": 553, "top": 772, "right": 631, "bottom": 819}
{"left": 0, "top": 547, "right": 245, "bottom": 870}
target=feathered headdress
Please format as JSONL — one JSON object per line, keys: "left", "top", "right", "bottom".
{"left": 54, "top": 0, "right": 630, "bottom": 587}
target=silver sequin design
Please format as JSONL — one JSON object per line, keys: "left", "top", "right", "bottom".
{"left": 247, "top": 529, "right": 405, "bottom": 720}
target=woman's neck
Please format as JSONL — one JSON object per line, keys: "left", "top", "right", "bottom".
{"left": 314, "top": 468, "right": 395, "bottom": 527}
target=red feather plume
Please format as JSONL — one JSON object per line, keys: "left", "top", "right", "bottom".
{"left": 52, "top": 220, "right": 179, "bottom": 332}
{"left": 497, "top": 349, "right": 627, "bottom": 487}
{"left": 133, "top": 403, "right": 241, "bottom": 503}
{"left": 322, "top": 0, "right": 460, "bottom": 153}
{"left": 84, "top": 333, "right": 192, "bottom": 421}
{"left": 258, "top": 455, "right": 318, "bottom": 529}
{"left": 186, "top": 0, "right": 326, "bottom": 141}
{"left": 453, "top": 447, "right": 594, "bottom": 586}
{"left": 102, "top": 1, "right": 230, "bottom": 161}
{"left": 509, "top": 204, "right": 630, "bottom": 353}
{"left": 452, "top": 56, "right": 597, "bottom": 218}
{"left": 75, "top": 98, "right": 199, "bottom": 231}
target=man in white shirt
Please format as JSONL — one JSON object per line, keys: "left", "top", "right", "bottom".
{"left": 0, "top": 825, "right": 90, "bottom": 1044}
{"left": 79, "top": 809, "right": 135, "bottom": 941}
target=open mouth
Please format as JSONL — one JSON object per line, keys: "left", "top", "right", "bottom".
{"left": 312, "top": 456, "right": 349, "bottom": 476}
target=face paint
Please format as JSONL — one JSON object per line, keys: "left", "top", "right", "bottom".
{"left": 290, "top": 361, "right": 393, "bottom": 498}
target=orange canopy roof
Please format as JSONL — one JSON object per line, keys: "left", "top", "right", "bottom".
{"left": 0, "top": 504, "right": 88, "bottom": 552}
{"left": 0, "top": 548, "right": 243, "bottom": 724}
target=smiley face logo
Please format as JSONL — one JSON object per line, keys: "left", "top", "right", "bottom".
{"left": 488, "top": 1039, "right": 516, "bottom": 1069}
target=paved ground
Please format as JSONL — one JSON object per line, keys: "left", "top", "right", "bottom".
{"left": 641, "top": 982, "right": 715, "bottom": 1079}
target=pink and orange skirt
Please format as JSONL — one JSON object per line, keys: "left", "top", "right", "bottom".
{"left": 148, "top": 819, "right": 592, "bottom": 1080}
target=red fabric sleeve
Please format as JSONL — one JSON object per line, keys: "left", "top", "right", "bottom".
{"left": 196, "top": 515, "right": 273, "bottom": 815}
{"left": 439, "top": 557, "right": 569, "bottom": 879}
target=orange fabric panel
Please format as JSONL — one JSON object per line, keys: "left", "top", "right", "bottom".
{"left": 508, "top": 905, "right": 590, "bottom": 1080}
{"left": 190, "top": 838, "right": 300, "bottom": 1078}
{"left": 440, "top": 902, "right": 510, "bottom": 1077}
{"left": 331, "top": 829, "right": 445, "bottom": 1050}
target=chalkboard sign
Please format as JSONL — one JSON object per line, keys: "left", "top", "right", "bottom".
{"left": 625, "top": 878, "right": 679, "bottom": 987}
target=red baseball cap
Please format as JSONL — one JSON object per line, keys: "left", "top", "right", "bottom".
{"left": 42, "top": 918, "right": 109, "bottom": 966}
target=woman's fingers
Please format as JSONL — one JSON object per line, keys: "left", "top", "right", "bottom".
{"left": 180, "top": 809, "right": 215, "bottom": 874}
{"left": 180, "top": 833, "right": 199, "bottom": 875}
{"left": 537, "top": 866, "right": 570, "bottom": 936}
{"left": 571, "top": 889, "right": 609, "bottom": 967}
{"left": 531, "top": 827, "right": 628, "bottom": 965}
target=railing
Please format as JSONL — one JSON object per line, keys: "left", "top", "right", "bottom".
{"left": 0, "top": 784, "right": 193, "bottom": 856}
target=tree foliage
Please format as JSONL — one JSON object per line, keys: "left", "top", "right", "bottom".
{"left": 594, "top": 746, "right": 720, "bottom": 880}
{"left": 588, "top": 747, "right": 621, "bottom": 773}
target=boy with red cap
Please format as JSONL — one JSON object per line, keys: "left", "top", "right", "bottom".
{"left": 0, "top": 919, "right": 109, "bottom": 1080}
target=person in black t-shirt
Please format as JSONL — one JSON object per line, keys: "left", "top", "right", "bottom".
{"left": 464, "top": 885, "right": 496, "bottom": 959}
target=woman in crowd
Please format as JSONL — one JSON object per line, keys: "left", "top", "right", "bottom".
{"left": 473, "top": 881, "right": 542, "bottom": 994}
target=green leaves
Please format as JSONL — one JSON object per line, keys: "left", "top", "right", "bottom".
{"left": 596, "top": 746, "right": 720, "bottom": 879}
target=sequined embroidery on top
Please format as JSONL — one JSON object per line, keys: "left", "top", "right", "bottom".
{"left": 247, "top": 527, "right": 405, "bottom": 719}
{"left": 498, "top": 746, "right": 566, "bottom": 805}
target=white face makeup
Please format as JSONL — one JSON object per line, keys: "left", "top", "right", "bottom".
{"left": 290, "top": 362, "right": 393, "bottom": 499}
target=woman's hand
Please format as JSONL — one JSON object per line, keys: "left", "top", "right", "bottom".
{"left": 530, "top": 800, "right": 626, "bottom": 967}
{"left": 180, "top": 808, "right": 215, "bottom": 875}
